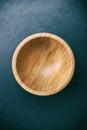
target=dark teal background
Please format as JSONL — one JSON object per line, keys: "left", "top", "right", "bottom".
{"left": 0, "top": 0, "right": 87, "bottom": 129}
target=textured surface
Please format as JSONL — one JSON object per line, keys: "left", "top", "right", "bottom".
{"left": 0, "top": 0, "right": 87, "bottom": 129}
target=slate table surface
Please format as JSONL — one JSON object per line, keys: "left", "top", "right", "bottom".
{"left": 0, "top": 0, "right": 87, "bottom": 129}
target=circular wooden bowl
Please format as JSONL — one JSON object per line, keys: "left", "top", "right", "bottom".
{"left": 12, "top": 33, "right": 75, "bottom": 96}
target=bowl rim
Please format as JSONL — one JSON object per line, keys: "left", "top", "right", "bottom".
{"left": 12, "top": 32, "right": 75, "bottom": 96}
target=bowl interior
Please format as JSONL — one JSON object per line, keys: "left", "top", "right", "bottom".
{"left": 16, "top": 36, "right": 73, "bottom": 93}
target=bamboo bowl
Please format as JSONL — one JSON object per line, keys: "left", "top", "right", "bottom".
{"left": 12, "top": 33, "right": 75, "bottom": 96}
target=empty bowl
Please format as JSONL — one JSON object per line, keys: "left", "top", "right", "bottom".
{"left": 12, "top": 33, "right": 75, "bottom": 96}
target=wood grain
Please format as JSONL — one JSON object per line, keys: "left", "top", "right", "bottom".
{"left": 12, "top": 33, "right": 75, "bottom": 96}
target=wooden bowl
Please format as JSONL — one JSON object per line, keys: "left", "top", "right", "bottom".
{"left": 12, "top": 33, "right": 75, "bottom": 96}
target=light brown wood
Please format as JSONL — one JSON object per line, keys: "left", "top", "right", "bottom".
{"left": 12, "top": 33, "right": 75, "bottom": 96}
